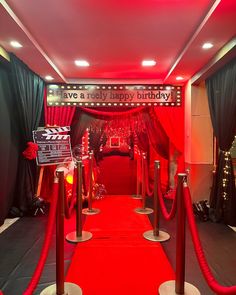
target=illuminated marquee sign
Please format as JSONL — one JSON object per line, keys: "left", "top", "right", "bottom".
{"left": 47, "top": 84, "right": 182, "bottom": 107}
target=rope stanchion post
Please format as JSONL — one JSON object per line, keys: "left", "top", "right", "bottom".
{"left": 82, "top": 151, "right": 100, "bottom": 215}
{"left": 159, "top": 173, "right": 200, "bottom": 295}
{"left": 134, "top": 153, "right": 153, "bottom": 215}
{"left": 143, "top": 160, "right": 170, "bottom": 242}
{"left": 66, "top": 161, "right": 93, "bottom": 243}
{"left": 175, "top": 173, "right": 187, "bottom": 294}
{"left": 41, "top": 169, "right": 83, "bottom": 295}
{"left": 57, "top": 170, "right": 65, "bottom": 294}
{"left": 132, "top": 153, "right": 142, "bottom": 199}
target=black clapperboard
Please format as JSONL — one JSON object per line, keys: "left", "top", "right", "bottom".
{"left": 33, "top": 126, "right": 73, "bottom": 166}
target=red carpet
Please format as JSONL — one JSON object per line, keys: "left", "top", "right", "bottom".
{"left": 66, "top": 196, "right": 175, "bottom": 295}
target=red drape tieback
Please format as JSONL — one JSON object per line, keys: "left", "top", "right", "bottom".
{"left": 22, "top": 142, "right": 38, "bottom": 160}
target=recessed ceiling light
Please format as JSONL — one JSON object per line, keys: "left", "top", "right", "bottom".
{"left": 142, "top": 60, "right": 156, "bottom": 67}
{"left": 202, "top": 42, "right": 213, "bottom": 49}
{"left": 176, "top": 76, "right": 184, "bottom": 81}
{"left": 75, "top": 60, "right": 90, "bottom": 67}
{"left": 45, "top": 75, "right": 54, "bottom": 81}
{"left": 10, "top": 41, "right": 23, "bottom": 48}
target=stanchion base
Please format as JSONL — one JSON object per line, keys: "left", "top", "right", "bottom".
{"left": 159, "top": 280, "right": 200, "bottom": 295}
{"left": 134, "top": 207, "right": 154, "bottom": 215}
{"left": 132, "top": 194, "right": 142, "bottom": 200}
{"left": 66, "top": 230, "right": 92, "bottom": 243}
{"left": 40, "top": 282, "right": 82, "bottom": 295}
{"left": 143, "top": 230, "right": 170, "bottom": 242}
{"left": 82, "top": 208, "right": 100, "bottom": 215}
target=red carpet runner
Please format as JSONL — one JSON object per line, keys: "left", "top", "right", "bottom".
{"left": 66, "top": 196, "right": 175, "bottom": 295}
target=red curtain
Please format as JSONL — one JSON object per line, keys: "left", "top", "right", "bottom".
{"left": 153, "top": 105, "right": 184, "bottom": 171}
{"left": 44, "top": 92, "right": 76, "bottom": 126}
{"left": 154, "top": 106, "right": 184, "bottom": 154}
{"left": 79, "top": 106, "right": 145, "bottom": 118}
{"left": 41, "top": 101, "right": 184, "bottom": 198}
{"left": 41, "top": 94, "right": 76, "bottom": 201}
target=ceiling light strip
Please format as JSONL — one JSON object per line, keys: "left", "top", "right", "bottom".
{"left": 163, "top": 0, "right": 222, "bottom": 82}
{"left": 1, "top": 0, "right": 66, "bottom": 82}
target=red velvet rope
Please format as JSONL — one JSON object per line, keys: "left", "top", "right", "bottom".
{"left": 80, "top": 106, "right": 145, "bottom": 117}
{"left": 63, "top": 165, "right": 78, "bottom": 219}
{"left": 183, "top": 186, "right": 236, "bottom": 294}
{"left": 157, "top": 179, "right": 177, "bottom": 220}
{"left": 88, "top": 153, "right": 97, "bottom": 199}
{"left": 144, "top": 160, "right": 154, "bottom": 197}
{"left": 137, "top": 154, "right": 142, "bottom": 183}
{"left": 23, "top": 180, "right": 59, "bottom": 295}
{"left": 64, "top": 183, "right": 76, "bottom": 219}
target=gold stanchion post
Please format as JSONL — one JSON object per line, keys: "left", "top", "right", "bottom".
{"left": 66, "top": 161, "right": 93, "bottom": 243}
{"left": 82, "top": 151, "right": 100, "bottom": 215}
{"left": 158, "top": 173, "right": 200, "bottom": 295}
{"left": 143, "top": 160, "right": 170, "bottom": 242}
{"left": 132, "top": 153, "right": 142, "bottom": 199}
{"left": 134, "top": 153, "right": 153, "bottom": 215}
{"left": 41, "top": 169, "right": 83, "bottom": 295}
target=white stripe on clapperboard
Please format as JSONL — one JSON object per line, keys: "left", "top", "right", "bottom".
{"left": 43, "top": 134, "right": 70, "bottom": 140}
{"left": 42, "top": 126, "right": 70, "bottom": 140}
{"left": 43, "top": 126, "right": 70, "bottom": 134}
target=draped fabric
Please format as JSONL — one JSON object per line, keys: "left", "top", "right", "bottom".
{"left": 72, "top": 107, "right": 169, "bottom": 157}
{"left": 144, "top": 109, "right": 169, "bottom": 160}
{"left": 10, "top": 54, "right": 45, "bottom": 212}
{"left": 44, "top": 93, "right": 76, "bottom": 126}
{"left": 153, "top": 105, "right": 184, "bottom": 170}
{"left": 71, "top": 107, "right": 171, "bottom": 191}
{"left": 206, "top": 58, "right": 236, "bottom": 225}
{"left": 71, "top": 111, "right": 99, "bottom": 146}
{"left": 79, "top": 106, "right": 145, "bottom": 118}
{"left": 41, "top": 94, "right": 76, "bottom": 201}
{"left": 154, "top": 106, "right": 184, "bottom": 154}
{"left": 0, "top": 62, "right": 20, "bottom": 224}
{"left": 152, "top": 104, "right": 184, "bottom": 192}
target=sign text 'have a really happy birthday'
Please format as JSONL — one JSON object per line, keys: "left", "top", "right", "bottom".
{"left": 47, "top": 84, "right": 182, "bottom": 107}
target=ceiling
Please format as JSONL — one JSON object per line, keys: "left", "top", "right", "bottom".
{"left": 0, "top": 0, "right": 235, "bottom": 85}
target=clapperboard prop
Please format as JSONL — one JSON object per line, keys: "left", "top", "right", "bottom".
{"left": 33, "top": 126, "right": 73, "bottom": 166}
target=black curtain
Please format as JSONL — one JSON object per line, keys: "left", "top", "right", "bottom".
{"left": 206, "top": 58, "right": 236, "bottom": 225}
{"left": 72, "top": 108, "right": 170, "bottom": 161}
{"left": 71, "top": 110, "right": 107, "bottom": 161}
{"left": 89, "top": 126, "right": 107, "bottom": 162}
{"left": 71, "top": 112, "right": 96, "bottom": 146}
{"left": 10, "top": 54, "right": 45, "bottom": 213}
{"left": 0, "top": 62, "right": 20, "bottom": 225}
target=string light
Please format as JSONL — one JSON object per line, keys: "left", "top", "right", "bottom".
{"left": 222, "top": 151, "right": 231, "bottom": 201}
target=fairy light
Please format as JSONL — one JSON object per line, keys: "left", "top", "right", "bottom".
{"left": 222, "top": 151, "right": 231, "bottom": 200}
